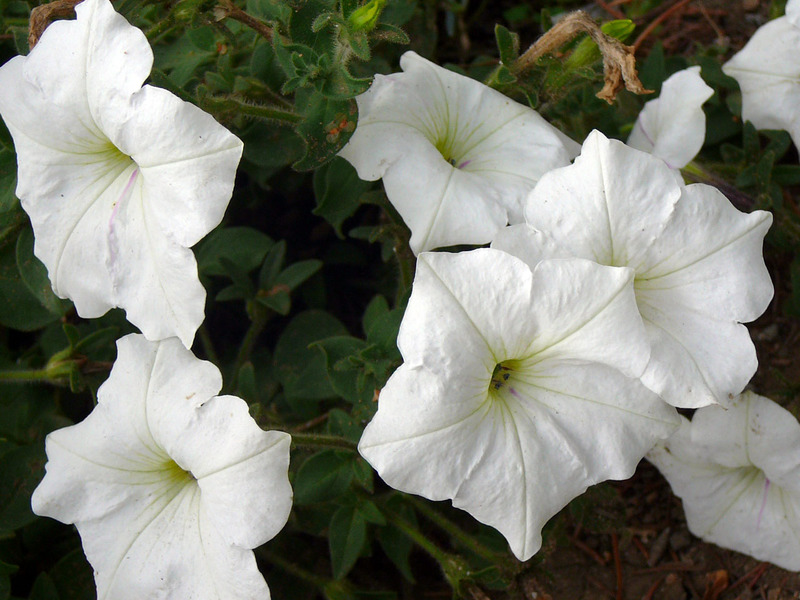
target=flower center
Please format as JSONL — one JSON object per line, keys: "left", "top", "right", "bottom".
{"left": 488, "top": 360, "right": 525, "bottom": 405}
{"left": 163, "top": 459, "right": 196, "bottom": 486}
{"left": 434, "top": 133, "right": 471, "bottom": 169}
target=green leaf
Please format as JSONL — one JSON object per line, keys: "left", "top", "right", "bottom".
{"left": 294, "top": 450, "right": 354, "bottom": 505}
{"left": 494, "top": 24, "right": 519, "bottom": 66}
{"left": 29, "top": 573, "right": 60, "bottom": 600}
{"left": 276, "top": 259, "right": 322, "bottom": 290}
{"left": 773, "top": 165, "right": 800, "bottom": 186}
{"left": 0, "top": 559, "right": 18, "bottom": 600}
{"left": 329, "top": 504, "right": 367, "bottom": 579}
{"left": 357, "top": 499, "right": 385, "bottom": 525}
{"left": 377, "top": 498, "right": 417, "bottom": 583}
{"left": 328, "top": 409, "right": 365, "bottom": 443}
{"left": 153, "top": 31, "right": 217, "bottom": 87}
{"left": 638, "top": 41, "right": 665, "bottom": 92}
{"left": 313, "top": 157, "right": 370, "bottom": 237}
{"left": 197, "top": 226, "right": 274, "bottom": 277}
{"left": 0, "top": 442, "right": 46, "bottom": 533}
{"left": 236, "top": 362, "right": 258, "bottom": 401}
{"left": 371, "top": 23, "right": 410, "bottom": 45}
{"left": 313, "top": 336, "right": 370, "bottom": 403}
{"left": 0, "top": 148, "right": 18, "bottom": 214}
{"left": 49, "top": 548, "right": 94, "bottom": 600}
{"left": 246, "top": 0, "right": 291, "bottom": 22}
{"left": 317, "top": 64, "right": 372, "bottom": 100}
{"left": 273, "top": 310, "right": 348, "bottom": 400}
{"left": 255, "top": 288, "right": 291, "bottom": 315}
{"left": 259, "top": 240, "right": 287, "bottom": 288}
{"left": 218, "top": 256, "right": 256, "bottom": 299}
{"left": 16, "top": 228, "right": 70, "bottom": 316}
{"left": 294, "top": 93, "right": 358, "bottom": 171}
{"left": 362, "top": 295, "right": 389, "bottom": 333}
{"left": 289, "top": 0, "right": 338, "bottom": 54}
{"left": 0, "top": 242, "right": 63, "bottom": 331}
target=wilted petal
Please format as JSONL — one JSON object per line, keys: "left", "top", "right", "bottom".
{"left": 495, "top": 131, "right": 772, "bottom": 408}
{"left": 648, "top": 392, "right": 800, "bottom": 571}
{"left": 339, "top": 51, "right": 579, "bottom": 253}
{"left": 360, "top": 249, "right": 678, "bottom": 560}
{"left": 627, "top": 66, "right": 713, "bottom": 169}
{"left": 722, "top": 15, "right": 800, "bottom": 150}
{"left": 0, "top": 0, "right": 243, "bottom": 347}
{"left": 31, "top": 334, "right": 292, "bottom": 600}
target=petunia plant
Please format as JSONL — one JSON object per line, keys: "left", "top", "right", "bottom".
{"left": 0, "top": 0, "right": 799, "bottom": 598}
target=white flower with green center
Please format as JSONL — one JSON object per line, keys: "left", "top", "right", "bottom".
{"left": 722, "top": 2, "right": 800, "bottom": 151}
{"left": 648, "top": 391, "right": 800, "bottom": 572}
{"left": 338, "top": 51, "right": 580, "bottom": 254}
{"left": 31, "top": 334, "right": 292, "bottom": 600}
{"left": 493, "top": 131, "right": 773, "bottom": 409}
{"left": 0, "top": 0, "right": 243, "bottom": 347}
{"left": 627, "top": 66, "right": 713, "bottom": 169}
{"left": 359, "top": 249, "right": 679, "bottom": 561}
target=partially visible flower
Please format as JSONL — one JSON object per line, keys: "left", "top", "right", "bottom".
{"left": 627, "top": 66, "right": 713, "bottom": 169}
{"left": 0, "top": 0, "right": 243, "bottom": 347}
{"left": 31, "top": 334, "right": 292, "bottom": 600}
{"left": 493, "top": 131, "right": 773, "bottom": 409}
{"left": 359, "top": 249, "right": 679, "bottom": 561}
{"left": 648, "top": 391, "right": 800, "bottom": 572}
{"left": 722, "top": 6, "right": 800, "bottom": 151}
{"left": 338, "top": 51, "right": 579, "bottom": 254}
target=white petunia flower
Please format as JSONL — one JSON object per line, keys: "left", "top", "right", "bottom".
{"left": 627, "top": 66, "right": 713, "bottom": 169}
{"left": 0, "top": 0, "right": 243, "bottom": 347}
{"left": 722, "top": 6, "right": 800, "bottom": 151}
{"left": 338, "top": 51, "right": 580, "bottom": 254}
{"left": 493, "top": 131, "right": 772, "bottom": 409}
{"left": 359, "top": 249, "right": 679, "bottom": 561}
{"left": 31, "top": 334, "right": 292, "bottom": 600}
{"left": 648, "top": 391, "right": 800, "bottom": 572}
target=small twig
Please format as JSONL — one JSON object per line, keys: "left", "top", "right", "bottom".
{"left": 611, "top": 532, "right": 623, "bottom": 600}
{"left": 643, "top": 576, "right": 665, "bottom": 600}
{"left": 594, "top": 0, "right": 626, "bottom": 19}
{"left": 572, "top": 538, "right": 607, "bottom": 566}
{"left": 728, "top": 562, "right": 769, "bottom": 593}
{"left": 28, "top": 0, "right": 83, "bottom": 49}
{"left": 214, "top": 0, "right": 274, "bottom": 41}
{"left": 513, "top": 10, "right": 651, "bottom": 103}
{"left": 293, "top": 410, "right": 331, "bottom": 432}
{"left": 632, "top": 0, "right": 693, "bottom": 51}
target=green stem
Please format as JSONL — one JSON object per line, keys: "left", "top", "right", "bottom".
{"left": 145, "top": 16, "right": 174, "bottom": 41}
{"left": 406, "top": 495, "right": 499, "bottom": 563}
{"left": 202, "top": 95, "right": 302, "bottom": 124}
{"left": 290, "top": 432, "right": 358, "bottom": 453}
{"left": 197, "top": 325, "right": 220, "bottom": 366}
{"left": 389, "top": 509, "right": 453, "bottom": 565}
{"left": 233, "top": 305, "right": 271, "bottom": 378}
{"left": 260, "top": 549, "right": 328, "bottom": 587}
{"left": 0, "top": 368, "right": 66, "bottom": 384}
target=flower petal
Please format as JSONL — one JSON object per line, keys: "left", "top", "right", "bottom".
{"left": 521, "top": 131, "right": 682, "bottom": 270}
{"left": 648, "top": 392, "right": 800, "bottom": 571}
{"left": 105, "top": 85, "right": 243, "bottom": 248}
{"left": 627, "top": 66, "right": 713, "bottom": 169}
{"left": 722, "top": 16, "right": 800, "bottom": 150}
